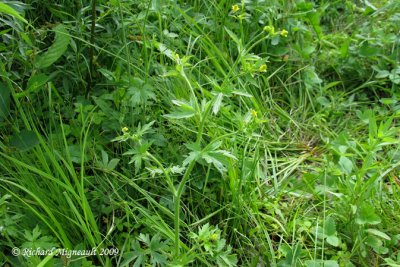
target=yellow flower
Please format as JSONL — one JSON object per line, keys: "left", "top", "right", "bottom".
{"left": 210, "top": 233, "right": 219, "bottom": 241}
{"left": 263, "top": 25, "right": 275, "bottom": 35}
{"left": 251, "top": 109, "right": 257, "bottom": 117}
{"left": 280, "top": 29, "right": 288, "bottom": 37}
{"left": 282, "top": 55, "right": 289, "bottom": 62}
{"left": 122, "top": 127, "right": 129, "bottom": 133}
{"left": 258, "top": 64, "right": 267, "bottom": 72}
{"left": 232, "top": 4, "right": 240, "bottom": 13}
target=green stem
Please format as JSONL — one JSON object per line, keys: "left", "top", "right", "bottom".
{"left": 174, "top": 160, "right": 196, "bottom": 256}
{"left": 173, "top": 90, "right": 215, "bottom": 256}
{"left": 146, "top": 152, "right": 176, "bottom": 194}
{"left": 87, "top": 0, "right": 96, "bottom": 97}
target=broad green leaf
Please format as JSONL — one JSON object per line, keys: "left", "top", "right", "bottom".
{"left": 326, "top": 236, "right": 339, "bottom": 247}
{"left": 307, "top": 12, "right": 322, "bottom": 39}
{"left": 379, "top": 98, "right": 397, "bottom": 105}
{"left": 317, "top": 96, "right": 330, "bottom": 107}
{"left": 359, "top": 43, "right": 380, "bottom": 57}
{"left": 384, "top": 258, "right": 400, "bottom": 267}
{"left": 9, "top": 130, "right": 39, "bottom": 150}
{"left": 271, "top": 35, "right": 280, "bottom": 46}
{"left": 296, "top": 2, "right": 314, "bottom": 11}
{"left": 375, "top": 70, "right": 390, "bottom": 79}
{"left": 356, "top": 109, "right": 373, "bottom": 124}
{"left": 68, "top": 145, "right": 84, "bottom": 163}
{"left": 389, "top": 68, "right": 400, "bottom": 84}
{"left": 338, "top": 156, "right": 353, "bottom": 174}
{"left": 151, "top": 0, "right": 161, "bottom": 11}
{"left": 15, "top": 73, "right": 49, "bottom": 98}
{"left": 356, "top": 203, "right": 381, "bottom": 225}
{"left": 302, "top": 45, "right": 316, "bottom": 57}
{"left": 224, "top": 27, "right": 241, "bottom": 47}
{"left": 35, "top": 25, "right": 71, "bottom": 69}
{"left": 0, "top": 2, "right": 27, "bottom": 23}
{"left": 101, "top": 150, "right": 109, "bottom": 166}
{"left": 364, "top": 235, "right": 388, "bottom": 254}
{"left": 303, "top": 66, "right": 322, "bottom": 89}
{"left": 0, "top": 82, "right": 10, "bottom": 119}
{"left": 305, "top": 260, "right": 339, "bottom": 267}
{"left": 366, "top": 228, "right": 391, "bottom": 240}
{"left": 324, "top": 217, "right": 336, "bottom": 236}
{"left": 269, "top": 46, "right": 290, "bottom": 56}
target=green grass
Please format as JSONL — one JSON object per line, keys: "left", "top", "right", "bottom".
{"left": 1, "top": 0, "right": 400, "bottom": 266}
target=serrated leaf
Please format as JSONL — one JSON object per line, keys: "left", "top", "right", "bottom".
{"left": 212, "top": 93, "right": 223, "bottom": 115}
{"left": 124, "top": 142, "right": 151, "bottom": 173}
{"left": 356, "top": 203, "right": 381, "bottom": 225}
{"left": 107, "top": 158, "right": 120, "bottom": 170}
{"left": 183, "top": 151, "right": 200, "bottom": 166}
{"left": 217, "top": 253, "right": 238, "bottom": 267}
{"left": 206, "top": 140, "right": 222, "bottom": 151}
{"left": 170, "top": 165, "right": 185, "bottom": 174}
{"left": 22, "top": 225, "right": 58, "bottom": 250}
{"left": 153, "top": 41, "right": 174, "bottom": 60}
{"left": 127, "top": 78, "right": 156, "bottom": 107}
{"left": 164, "top": 110, "right": 196, "bottom": 119}
{"left": 303, "top": 66, "right": 322, "bottom": 88}
{"left": 164, "top": 99, "right": 197, "bottom": 119}
{"left": 202, "top": 153, "right": 227, "bottom": 173}
{"left": 101, "top": 150, "right": 109, "bottom": 166}
{"left": 215, "top": 150, "right": 237, "bottom": 160}
{"left": 35, "top": 25, "right": 70, "bottom": 69}
{"left": 68, "top": 145, "right": 85, "bottom": 163}
{"left": 98, "top": 68, "right": 116, "bottom": 81}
